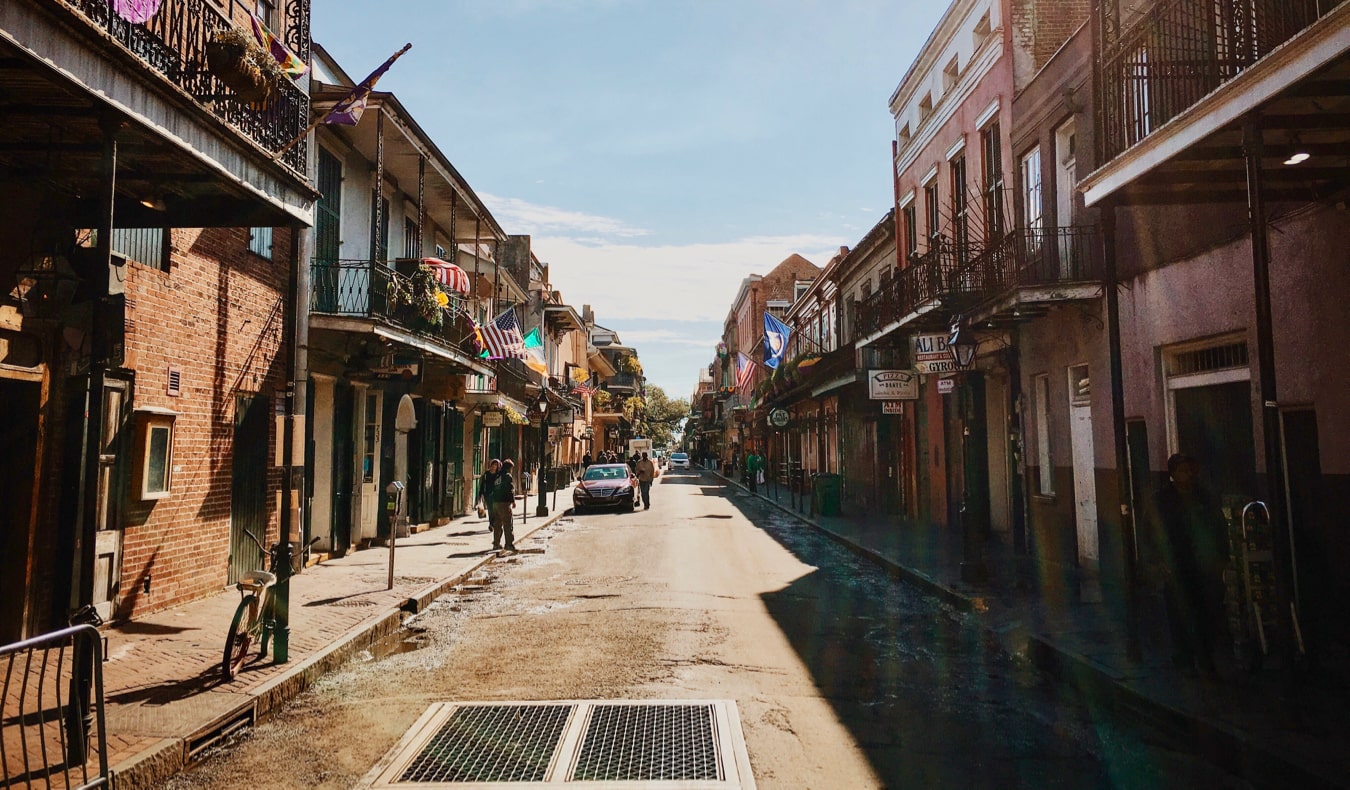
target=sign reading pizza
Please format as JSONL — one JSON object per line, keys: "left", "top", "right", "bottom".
{"left": 867, "top": 369, "right": 919, "bottom": 400}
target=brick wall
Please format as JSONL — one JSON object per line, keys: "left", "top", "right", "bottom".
{"left": 116, "top": 226, "right": 292, "bottom": 619}
{"left": 1011, "top": 0, "right": 1091, "bottom": 86}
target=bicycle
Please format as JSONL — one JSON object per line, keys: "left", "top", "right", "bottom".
{"left": 221, "top": 533, "right": 319, "bottom": 681}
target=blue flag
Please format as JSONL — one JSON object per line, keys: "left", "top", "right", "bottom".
{"left": 763, "top": 312, "right": 792, "bottom": 369}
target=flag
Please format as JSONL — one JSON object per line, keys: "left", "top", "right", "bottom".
{"left": 250, "top": 14, "right": 309, "bottom": 79}
{"left": 522, "top": 326, "right": 543, "bottom": 349}
{"left": 570, "top": 380, "right": 595, "bottom": 396}
{"left": 482, "top": 307, "right": 526, "bottom": 359}
{"left": 321, "top": 43, "right": 412, "bottom": 126}
{"left": 524, "top": 345, "right": 548, "bottom": 374}
{"left": 735, "top": 352, "right": 755, "bottom": 389}
{"left": 763, "top": 312, "right": 792, "bottom": 369}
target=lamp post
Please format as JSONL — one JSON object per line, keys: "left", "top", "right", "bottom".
{"left": 534, "top": 391, "right": 550, "bottom": 517}
{"left": 950, "top": 322, "right": 989, "bottom": 584}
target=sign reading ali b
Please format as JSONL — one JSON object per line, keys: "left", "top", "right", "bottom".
{"left": 912, "top": 332, "right": 957, "bottom": 374}
{"left": 868, "top": 370, "right": 919, "bottom": 400}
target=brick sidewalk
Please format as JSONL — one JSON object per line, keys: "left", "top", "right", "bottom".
{"left": 99, "top": 491, "right": 573, "bottom": 789}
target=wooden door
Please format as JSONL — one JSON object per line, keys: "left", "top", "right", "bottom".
{"left": 230, "top": 393, "right": 270, "bottom": 583}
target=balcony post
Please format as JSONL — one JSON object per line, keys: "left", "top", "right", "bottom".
{"left": 1101, "top": 200, "right": 1141, "bottom": 663}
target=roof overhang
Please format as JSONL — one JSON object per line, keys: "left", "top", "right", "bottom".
{"left": 1082, "top": 6, "right": 1350, "bottom": 208}
{"left": 310, "top": 315, "right": 493, "bottom": 376}
{"left": 544, "top": 304, "right": 585, "bottom": 334}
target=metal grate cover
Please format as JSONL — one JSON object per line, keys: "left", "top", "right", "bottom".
{"left": 400, "top": 704, "right": 574, "bottom": 783}
{"left": 361, "top": 700, "right": 754, "bottom": 788}
{"left": 572, "top": 704, "right": 720, "bottom": 782}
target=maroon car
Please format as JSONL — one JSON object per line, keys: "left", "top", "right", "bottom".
{"left": 572, "top": 463, "right": 639, "bottom": 514}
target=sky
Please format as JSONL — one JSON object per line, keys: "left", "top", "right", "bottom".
{"left": 313, "top": 1, "right": 948, "bottom": 400}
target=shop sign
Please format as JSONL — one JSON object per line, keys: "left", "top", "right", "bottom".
{"left": 868, "top": 369, "right": 919, "bottom": 400}
{"left": 881, "top": 401, "right": 904, "bottom": 415}
{"left": 768, "top": 408, "right": 790, "bottom": 428}
{"left": 937, "top": 377, "right": 956, "bottom": 395}
{"left": 482, "top": 412, "right": 503, "bottom": 427}
{"left": 913, "top": 333, "right": 956, "bottom": 374}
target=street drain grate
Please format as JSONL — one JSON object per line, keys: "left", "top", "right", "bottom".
{"left": 361, "top": 700, "right": 754, "bottom": 788}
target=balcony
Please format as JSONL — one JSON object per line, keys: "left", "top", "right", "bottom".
{"left": 310, "top": 259, "right": 487, "bottom": 370}
{"left": 1098, "top": 0, "right": 1334, "bottom": 163}
{"left": 854, "top": 238, "right": 978, "bottom": 343}
{"left": 603, "top": 373, "right": 640, "bottom": 393}
{"left": 51, "top": 0, "right": 309, "bottom": 175}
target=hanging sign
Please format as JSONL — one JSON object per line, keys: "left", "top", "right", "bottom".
{"left": 868, "top": 369, "right": 919, "bottom": 400}
{"left": 768, "top": 408, "right": 790, "bottom": 428}
{"left": 913, "top": 333, "right": 956, "bottom": 374}
{"left": 482, "top": 412, "right": 503, "bottom": 427}
{"left": 881, "top": 401, "right": 904, "bottom": 415}
{"left": 937, "top": 377, "right": 956, "bottom": 395}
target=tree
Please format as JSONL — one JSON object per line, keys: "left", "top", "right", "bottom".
{"left": 634, "top": 385, "right": 689, "bottom": 448}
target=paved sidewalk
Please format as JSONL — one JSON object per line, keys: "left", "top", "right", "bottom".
{"left": 711, "top": 468, "right": 1350, "bottom": 789}
{"left": 99, "top": 488, "right": 574, "bottom": 789}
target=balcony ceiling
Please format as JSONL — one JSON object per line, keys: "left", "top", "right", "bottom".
{"left": 1101, "top": 52, "right": 1350, "bottom": 207}
{"left": 0, "top": 37, "right": 313, "bottom": 229}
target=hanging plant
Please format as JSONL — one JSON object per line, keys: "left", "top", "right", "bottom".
{"left": 205, "top": 25, "right": 287, "bottom": 106}
{"left": 387, "top": 263, "right": 446, "bottom": 327}
{"left": 592, "top": 390, "right": 613, "bottom": 411}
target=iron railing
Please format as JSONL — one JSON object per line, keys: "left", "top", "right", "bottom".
{"left": 56, "top": 0, "right": 310, "bottom": 174}
{"left": 854, "top": 238, "right": 977, "bottom": 341}
{"left": 310, "top": 259, "right": 480, "bottom": 358}
{"left": 603, "top": 373, "right": 640, "bottom": 392}
{"left": 1, "top": 625, "right": 109, "bottom": 789}
{"left": 1097, "top": 0, "right": 1334, "bottom": 161}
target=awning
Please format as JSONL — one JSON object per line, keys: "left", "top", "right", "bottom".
{"left": 421, "top": 257, "right": 471, "bottom": 294}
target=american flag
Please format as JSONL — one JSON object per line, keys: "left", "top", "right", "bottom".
{"left": 482, "top": 307, "right": 526, "bottom": 360}
{"left": 735, "top": 352, "right": 755, "bottom": 389}
{"left": 571, "top": 380, "right": 596, "bottom": 396}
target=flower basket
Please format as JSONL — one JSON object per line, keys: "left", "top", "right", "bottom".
{"left": 205, "top": 26, "right": 284, "bottom": 106}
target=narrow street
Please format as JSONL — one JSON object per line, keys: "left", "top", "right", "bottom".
{"left": 169, "top": 469, "right": 1244, "bottom": 789}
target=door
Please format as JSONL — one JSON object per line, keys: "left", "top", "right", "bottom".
{"left": 1054, "top": 119, "right": 1077, "bottom": 276}
{"left": 310, "top": 376, "right": 336, "bottom": 551}
{"left": 332, "top": 384, "right": 355, "bottom": 553}
{"left": 352, "top": 387, "right": 382, "bottom": 543}
{"left": 1281, "top": 408, "right": 1333, "bottom": 638}
{"left": 1067, "top": 365, "right": 1098, "bottom": 566}
{"left": 446, "top": 408, "right": 465, "bottom": 515}
{"left": 92, "top": 380, "right": 130, "bottom": 620}
{"left": 1172, "top": 381, "right": 1256, "bottom": 502}
{"left": 0, "top": 377, "right": 42, "bottom": 641}
{"left": 471, "top": 414, "right": 484, "bottom": 505}
{"left": 230, "top": 393, "right": 270, "bottom": 584}
{"left": 985, "top": 373, "right": 1012, "bottom": 534}
{"left": 313, "top": 146, "right": 343, "bottom": 312}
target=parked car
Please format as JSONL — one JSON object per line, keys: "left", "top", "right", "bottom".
{"left": 572, "top": 463, "right": 639, "bottom": 514}
{"left": 668, "top": 452, "right": 690, "bottom": 469}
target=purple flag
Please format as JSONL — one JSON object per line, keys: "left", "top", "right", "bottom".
{"left": 112, "top": 0, "right": 162, "bottom": 24}
{"left": 322, "top": 43, "right": 412, "bottom": 126}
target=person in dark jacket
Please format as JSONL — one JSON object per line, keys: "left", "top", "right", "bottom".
{"left": 490, "top": 459, "right": 517, "bottom": 551}
{"left": 478, "top": 459, "right": 500, "bottom": 520}
{"left": 1151, "top": 453, "right": 1228, "bottom": 677}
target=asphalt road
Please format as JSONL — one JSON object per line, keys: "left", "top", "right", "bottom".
{"left": 169, "top": 468, "right": 1248, "bottom": 789}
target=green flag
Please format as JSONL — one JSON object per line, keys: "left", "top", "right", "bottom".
{"left": 522, "top": 326, "right": 543, "bottom": 349}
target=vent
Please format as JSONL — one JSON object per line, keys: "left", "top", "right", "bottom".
{"left": 167, "top": 366, "right": 182, "bottom": 397}
{"left": 362, "top": 700, "right": 753, "bottom": 789}
{"left": 1167, "top": 341, "right": 1248, "bottom": 377}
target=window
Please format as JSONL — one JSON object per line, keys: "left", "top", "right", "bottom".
{"left": 248, "top": 227, "right": 274, "bottom": 260}
{"left": 918, "top": 92, "right": 933, "bottom": 122}
{"left": 404, "top": 217, "right": 419, "bottom": 260}
{"left": 315, "top": 147, "right": 342, "bottom": 263}
{"left": 902, "top": 204, "right": 918, "bottom": 262}
{"left": 897, "top": 122, "right": 911, "bottom": 148}
{"left": 925, "top": 181, "right": 942, "bottom": 249}
{"left": 950, "top": 153, "right": 969, "bottom": 262}
{"left": 981, "top": 122, "right": 1004, "bottom": 240}
{"left": 110, "top": 227, "right": 169, "bottom": 271}
{"left": 136, "top": 412, "right": 176, "bottom": 500}
{"left": 942, "top": 55, "right": 960, "bottom": 92}
{"left": 973, "top": 11, "right": 992, "bottom": 49}
{"left": 1033, "top": 374, "right": 1053, "bottom": 495}
{"left": 435, "top": 243, "right": 448, "bottom": 259}
{"left": 1021, "top": 147, "right": 1043, "bottom": 233}
{"left": 255, "top": 0, "right": 277, "bottom": 29}
{"left": 794, "top": 281, "right": 809, "bottom": 303}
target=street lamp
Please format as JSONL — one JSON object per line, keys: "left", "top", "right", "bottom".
{"left": 534, "top": 391, "right": 551, "bottom": 517}
{"left": 949, "top": 321, "right": 988, "bottom": 584}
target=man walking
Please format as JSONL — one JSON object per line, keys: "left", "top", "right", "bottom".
{"left": 635, "top": 452, "right": 657, "bottom": 510}
{"left": 490, "top": 459, "right": 518, "bottom": 552}
{"left": 745, "top": 448, "right": 763, "bottom": 493}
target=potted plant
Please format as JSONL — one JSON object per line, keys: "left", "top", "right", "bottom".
{"left": 205, "top": 25, "right": 286, "bottom": 106}
{"left": 387, "top": 263, "right": 446, "bottom": 328}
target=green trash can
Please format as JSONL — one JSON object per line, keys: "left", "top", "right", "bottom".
{"left": 812, "top": 473, "right": 842, "bottom": 516}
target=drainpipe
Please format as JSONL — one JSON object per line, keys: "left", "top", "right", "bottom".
{"left": 1101, "top": 200, "right": 1141, "bottom": 663}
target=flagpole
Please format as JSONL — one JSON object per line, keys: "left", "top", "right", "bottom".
{"left": 272, "top": 43, "right": 413, "bottom": 161}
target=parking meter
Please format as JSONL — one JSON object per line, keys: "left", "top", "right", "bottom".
{"left": 385, "top": 480, "right": 405, "bottom": 590}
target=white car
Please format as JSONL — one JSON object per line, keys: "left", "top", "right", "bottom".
{"left": 668, "top": 452, "right": 690, "bottom": 469}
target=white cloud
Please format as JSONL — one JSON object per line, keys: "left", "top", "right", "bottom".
{"left": 479, "top": 194, "right": 850, "bottom": 323}
{"left": 612, "top": 328, "right": 719, "bottom": 348}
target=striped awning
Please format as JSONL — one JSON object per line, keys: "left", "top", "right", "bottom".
{"left": 422, "top": 257, "right": 471, "bottom": 294}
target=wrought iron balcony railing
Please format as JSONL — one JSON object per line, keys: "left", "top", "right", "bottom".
{"left": 1097, "top": 0, "right": 1332, "bottom": 162}
{"left": 310, "top": 258, "right": 480, "bottom": 358}
{"left": 56, "top": 0, "right": 310, "bottom": 174}
{"left": 604, "top": 373, "right": 640, "bottom": 392}
{"left": 854, "top": 238, "right": 978, "bottom": 341}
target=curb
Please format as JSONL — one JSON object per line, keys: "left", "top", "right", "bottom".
{"left": 108, "top": 505, "right": 575, "bottom": 789}
{"left": 713, "top": 470, "right": 1346, "bottom": 789}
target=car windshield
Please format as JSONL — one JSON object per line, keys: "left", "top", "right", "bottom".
{"left": 582, "top": 465, "right": 630, "bottom": 481}
{"left": 671, "top": 453, "right": 688, "bottom": 460}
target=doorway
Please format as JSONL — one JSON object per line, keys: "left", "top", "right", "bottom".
{"left": 230, "top": 393, "right": 270, "bottom": 584}
{"left": 0, "top": 377, "right": 42, "bottom": 641}
{"left": 351, "top": 386, "right": 382, "bottom": 544}
{"left": 92, "top": 380, "right": 130, "bottom": 621}
{"left": 310, "top": 375, "right": 336, "bottom": 551}
{"left": 1067, "top": 364, "right": 1098, "bottom": 567}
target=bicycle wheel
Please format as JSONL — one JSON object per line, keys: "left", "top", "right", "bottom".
{"left": 222, "top": 595, "right": 257, "bottom": 681}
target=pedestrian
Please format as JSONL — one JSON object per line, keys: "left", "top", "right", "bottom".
{"left": 1149, "top": 453, "right": 1228, "bottom": 679}
{"left": 581, "top": 451, "right": 592, "bottom": 471}
{"left": 477, "top": 458, "right": 500, "bottom": 520}
{"left": 490, "top": 459, "right": 517, "bottom": 551}
{"left": 628, "top": 453, "right": 639, "bottom": 473}
{"left": 635, "top": 452, "right": 657, "bottom": 509}
{"left": 745, "top": 448, "right": 764, "bottom": 493}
